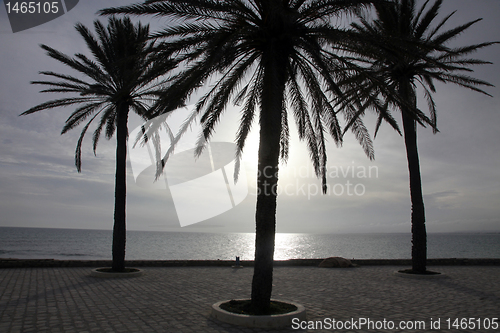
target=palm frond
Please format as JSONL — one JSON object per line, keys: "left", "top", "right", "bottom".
{"left": 340, "top": 0, "right": 495, "bottom": 144}
{"left": 62, "top": 102, "right": 105, "bottom": 135}
{"left": 21, "top": 97, "right": 96, "bottom": 115}
{"left": 92, "top": 105, "right": 115, "bottom": 154}
{"left": 75, "top": 112, "right": 101, "bottom": 172}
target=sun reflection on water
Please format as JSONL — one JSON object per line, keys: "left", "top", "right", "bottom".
{"left": 274, "top": 233, "right": 313, "bottom": 260}
{"left": 229, "top": 233, "right": 313, "bottom": 261}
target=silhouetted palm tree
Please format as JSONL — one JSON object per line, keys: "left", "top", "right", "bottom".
{"left": 339, "top": 0, "right": 497, "bottom": 273}
{"left": 100, "top": 0, "right": 376, "bottom": 312}
{"left": 21, "top": 17, "right": 176, "bottom": 271}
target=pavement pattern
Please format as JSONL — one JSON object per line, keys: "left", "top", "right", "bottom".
{"left": 0, "top": 265, "right": 499, "bottom": 332}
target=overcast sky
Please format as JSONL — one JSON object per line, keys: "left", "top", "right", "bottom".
{"left": 0, "top": 0, "right": 499, "bottom": 234}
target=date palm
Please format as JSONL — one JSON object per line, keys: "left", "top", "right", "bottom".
{"left": 21, "top": 17, "right": 176, "bottom": 271}
{"left": 100, "top": 0, "right": 376, "bottom": 312}
{"left": 340, "top": 0, "right": 497, "bottom": 272}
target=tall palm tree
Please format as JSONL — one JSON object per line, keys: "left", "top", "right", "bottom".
{"left": 100, "top": 0, "right": 376, "bottom": 312}
{"left": 339, "top": 0, "right": 497, "bottom": 273}
{"left": 21, "top": 17, "right": 177, "bottom": 272}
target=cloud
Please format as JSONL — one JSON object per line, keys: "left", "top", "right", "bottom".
{"left": 0, "top": 0, "right": 499, "bottom": 234}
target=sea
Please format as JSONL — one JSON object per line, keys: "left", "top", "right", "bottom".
{"left": 0, "top": 227, "right": 499, "bottom": 261}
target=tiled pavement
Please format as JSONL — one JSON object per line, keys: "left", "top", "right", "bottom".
{"left": 0, "top": 265, "right": 499, "bottom": 332}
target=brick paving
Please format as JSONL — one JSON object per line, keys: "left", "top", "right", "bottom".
{"left": 0, "top": 265, "right": 499, "bottom": 332}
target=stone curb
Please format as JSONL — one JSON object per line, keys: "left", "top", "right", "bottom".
{"left": 393, "top": 270, "right": 448, "bottom": 279}
{"left": 0, "top": 258, "right": 499, "bottom": 268}
{"left": 210, "top": 299, "right": 306, "bottom": 329}
{"left": 90, "top": 268, "right": 144, "bottom": 278}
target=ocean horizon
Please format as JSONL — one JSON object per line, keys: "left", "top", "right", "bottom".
{"left": 1, "top": 227, "right": 499, "bottom": 261}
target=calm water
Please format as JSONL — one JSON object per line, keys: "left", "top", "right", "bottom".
{"left": 0, "top": 227, "right": 499, "bottom": 260}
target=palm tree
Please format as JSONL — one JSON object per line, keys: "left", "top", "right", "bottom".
{"left": 100, "top": 0, "right": 376, "bottom": 312}
{"left": 21, "top": 17, "right": 177, "bottom": 272}
{"left": 339, "top": 0, "right": 497, "bottom": 273}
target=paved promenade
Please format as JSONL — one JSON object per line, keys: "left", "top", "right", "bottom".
{"left": 0, "top": 265, "right": 499, "bottom": 332}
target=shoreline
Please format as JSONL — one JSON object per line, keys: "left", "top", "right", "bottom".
{"left": 1, "top": 257, "right": 499, "bottom": 268}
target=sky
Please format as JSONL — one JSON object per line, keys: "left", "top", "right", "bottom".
{"left": 0, "top": 0, "right": 499, "bottom": 234}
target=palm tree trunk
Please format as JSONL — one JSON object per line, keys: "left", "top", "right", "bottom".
{"left": 251, "top": 55, "right": 286, "bottom": 314}
{"left": 112, "top": 104, "right": 129, "bottom": 272}
{"left": 400, "top": 83, "right": 427, "bottom": 273}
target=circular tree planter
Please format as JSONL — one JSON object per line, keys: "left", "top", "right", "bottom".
{"left": 90, "top": 267, "right": 143, "bottom": 278}
{"left": 394, "top": 269, "right": 446, "bottom": 279}
{"left": 211, "top": 299, "right": 306, "bottom": 329}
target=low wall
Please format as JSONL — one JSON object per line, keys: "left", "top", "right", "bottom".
{"left": 1, "top": 258, "right": 499, "bottom": 268}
